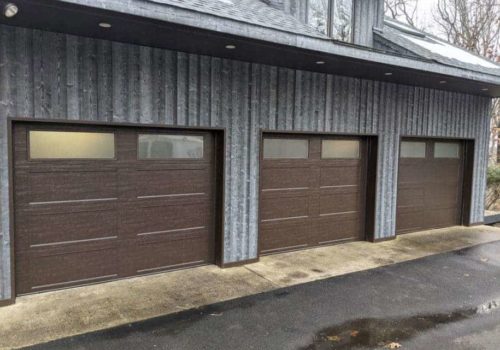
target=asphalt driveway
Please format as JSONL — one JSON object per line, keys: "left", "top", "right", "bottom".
{"left": 25, "top": 240, "right": 500, "bottom": 350}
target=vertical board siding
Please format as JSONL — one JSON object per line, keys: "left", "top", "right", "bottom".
{"left": 0, "top": 25, "right": 492, "bottom": 299}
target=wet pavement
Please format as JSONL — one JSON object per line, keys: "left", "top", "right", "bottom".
{"left": 25, "top": 240, "right": 500, "bottom": 350}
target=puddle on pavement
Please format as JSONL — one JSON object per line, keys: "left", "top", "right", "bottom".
{"left": 301, "top": 308, "right": 477, "bottom": 349}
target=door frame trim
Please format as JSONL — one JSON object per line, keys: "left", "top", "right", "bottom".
{"left": 6, "top": 117, "right": 227, "bottom": 303}
{"left": 257, "top": 129, "right": 379, "bottom": 255}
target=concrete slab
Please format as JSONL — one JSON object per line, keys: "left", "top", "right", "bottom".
{"left": 0, "top": 225, "right": 499, "bottom": 349}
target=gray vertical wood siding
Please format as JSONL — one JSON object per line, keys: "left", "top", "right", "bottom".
{"left": 0, "top": 24, "right": 491, "bottom": 300}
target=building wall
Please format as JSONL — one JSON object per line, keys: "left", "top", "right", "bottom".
{"left": 0, "top": 24, "right": 491, "bottom": 300}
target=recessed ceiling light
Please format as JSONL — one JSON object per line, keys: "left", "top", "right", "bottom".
{"left": 4, "top": 3, "right": 18, "bottom": 18}
{"left": 482, "top": 88, "right": 489, "bottom": 91}
{"left": 384, "top": 72, "right": 393, "bottom": 76}
{"left": 439, "top": 80, "right": 447, "bottom": 84}
{"left": 225, "top": 45, "right": 236, "bottom": 50}
{"left": 316, "top": 61, "right": 325, "bottom": 65}
{"left": 99, "top": 22, "right": 112, "bottom": 28}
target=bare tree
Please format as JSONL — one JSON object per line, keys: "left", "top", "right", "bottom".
{"left": 384, "top": 0, "right": 419, "bottom": 26}
{"left": 435, "top": 0, "right": 500, "bottom": 57}
{"left": 435, "top": 0, "right": 500, "bottom": 166}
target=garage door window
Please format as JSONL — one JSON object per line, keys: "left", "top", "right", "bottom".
{"left": 321, "top": 140, "right": 359, "bottom": 159}
{"left": 29, "top": 131, "right": 115, "bottom": 159}
{"left": 138, "top": 134, "right": 204, "bottom": 159}
{"left": 434, "top": 142, "right": 460, "bottom": 158}
{"left": 400, "top": 141, "right": 426, "bottom": 158}
{"left": 263, "top": 138, "right": 309, "bottom": 159}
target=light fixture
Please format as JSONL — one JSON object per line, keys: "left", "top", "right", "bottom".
{"left": 316, "top": 61, "right": 325, "bottom": 65}
{"left": 482, "top": 88, "right": 489, "bottom": 91}
{"left": 99, "top": 22, "right": 112, "bottom": 28}
{"left": 439, "top": 80, "right": 447, "bottom": 84}
{"left": 384, "top": 72, "right": 393, "bottom": 76}
{"left": 225, "top": 44, "right": 236, "bottom": 50}
{"left": 4, "top": 3, "right": 18, "bottom": 18}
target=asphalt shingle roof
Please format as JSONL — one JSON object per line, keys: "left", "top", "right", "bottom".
{"left": 144, "top": 0, "right": 329, "bottom": 39}
{"left": 377, "top": 18, "right": 500, "bottom": 77}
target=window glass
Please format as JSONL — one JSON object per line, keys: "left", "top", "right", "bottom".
{"left": 331, "top": 0, "right": 353, "bottom": 42}
{"left": 138, "top": 134, "right": 204, "bottom": 159}
{"left": 400, "top": 141, "right": 426, "bottom": 158}
{"left": 263, "top": 138, "right": 309, "bottom": 159}
{"left": 307, "top": 0, "right": 329, "bottom": 35}
{"left": 322, "top": 140, "right": 359, "bottom": 159}
{"left": 434, "top": 142, "right": 460, "bottom": 158}
{"left": 29, "top": 131, "right": 115, "bottom": 159}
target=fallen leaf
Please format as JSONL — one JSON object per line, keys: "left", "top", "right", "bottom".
{"left": 385, "top": 342, "right": 402, "bottom": 349}
{"left": 481, "top": 258, "right": 489, "bottom": 262}
{"left": 326, "top": 335, "right": 341, "bottom": 342}
{"left": 350, "top": 330, "right": 360, "bottom": 337}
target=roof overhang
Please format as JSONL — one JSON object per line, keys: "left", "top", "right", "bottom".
{"left": 1, "top": 0, "right": 500, "bottom": 97}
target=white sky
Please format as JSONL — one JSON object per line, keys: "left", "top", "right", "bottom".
{"left": 387, "top": 0, "right": 442, "bottom": 35}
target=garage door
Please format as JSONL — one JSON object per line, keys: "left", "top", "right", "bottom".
{"left": 259, "top": 134, "right": 368, "bottom": 254}
{"left": 396, "top": 139, "right": 464, "bottom": 234}
{"left": 13, "top": 123, "right": 216, "bottom": 294}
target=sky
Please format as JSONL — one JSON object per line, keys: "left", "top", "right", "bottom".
{"left": 388, "top": 0, "right": 444, "bottom": 36}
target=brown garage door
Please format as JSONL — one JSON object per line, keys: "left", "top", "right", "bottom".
{"left": 259, "top": 134, "right": 368, "bottom": 254}
{"left": 13, "top": 123, "right": 216, "bottom": 294}
{"left": 396, "top": 139, "right": 464, "bottom": 234}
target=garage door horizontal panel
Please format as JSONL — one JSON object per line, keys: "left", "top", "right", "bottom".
{"left": 424, "top": 186, "right": 460, "bottom": 207}
{"left": 16, "top": 207, "right": 118, "bottom": 251}
{"left": 319, "top": 193, "right": 360, "bottom": 216}
{"left": 424, "top": 208, "right": 460, "bottom": 228}
{"left": 318, "top": 185, "right": 361, "bottom": 195}
{"left": 319, "top": 166, "right": 361, "bottom": 187}
{"left": 261, "top": 167, "right": 312, "bottom": 190}
{"left": 124, "top": 203, "right": 210, "bottom": 236}
{"left": 133, "top": 193, "right": 210, "bottom": 207}
{"left": 29, "top": 170, "right": 118, "bottom": 204}
{"left": 397, "top": 187, "right": 424, "bottom": 208}
{"left": 259, "top": 221, "right": 310, "bottom": 254}
{"left": 134, "top": 168, "right": 211, "bottom": 197}
{"left": 16, "top": 248, "right": 120, "bottom": 294}
{"left": 134, "top": 226, "right": 207, "bottom": 244}
{"left": 260, "top": 195, "right": 310, "bottom": 222}
{"left": 398, "top": 163, "right": 430, "bottom": 183}
{"left": 315, "top": 217, "right": 361, "bottom": 243}
{"left": 132, "top": 236, "right": 212, "bottom": 275}
{"left": 396, "top": 211, "right": 425, "bottom": 233}
{"left": 22, "top": 236, "right": 120, "bottom": 257}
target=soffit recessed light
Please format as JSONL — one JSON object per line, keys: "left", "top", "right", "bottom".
{"left": 439, "top": 80, "right": 447, "bottom": 84}
{"left": 99, "top": 22, "right": 112, "bottom": 28}
{"left": 384, "top": 72, "right": 393, "bottom": 76}
{"left": 316, "top": 61, "right": 325, "bottom": 65}
{"left": 4, "top": 3, "right": 18, "bottom": 18}
{"left": 482, "top": 88, "right": 489, "bottom": 91}
{"left": 225, "top": 45, "right": 236, "bottom": 49}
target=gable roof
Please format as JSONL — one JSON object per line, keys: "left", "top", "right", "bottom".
{"left": 377, "top": 18, "right": 500, "bottom": 77}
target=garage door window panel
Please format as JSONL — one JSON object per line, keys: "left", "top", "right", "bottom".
{"left": 321, "top": 140, "right": 360, "bottom": 159}
{"left": 263, "top": 138, "right": 309, "bottom": 159}
{"left": 29, "top": 131, "right": 115, "bottom": 159}
{"left": 400, "top": 141, "right": 426, "bottom": 158}
{"left": 138, "top": 134, "right": 204, "bottom": 159}
{"left": 434, "top": 142, "right": 460, "bottom": 158}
